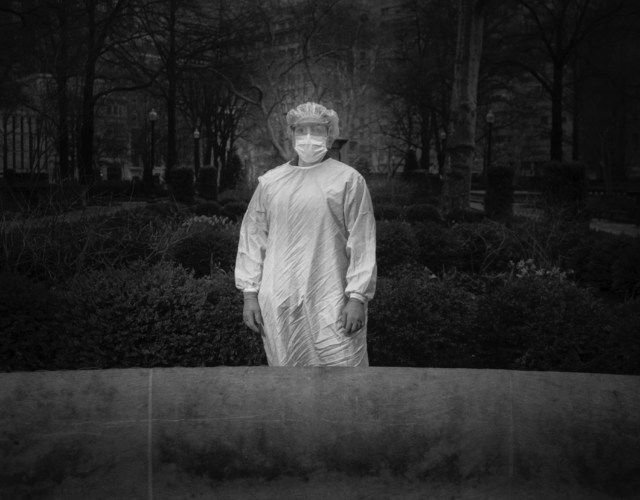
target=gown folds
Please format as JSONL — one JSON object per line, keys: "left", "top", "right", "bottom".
{"left": 235, "top": 157, "right": 377, "bottom": 367}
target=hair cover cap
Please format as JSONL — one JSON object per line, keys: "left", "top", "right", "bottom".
{"left": 286, "top": 102, "right": 339, "bottom": 144}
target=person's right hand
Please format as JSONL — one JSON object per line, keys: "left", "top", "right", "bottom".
{"left": 243, "top": 294, "right": 264, "bottom": 334}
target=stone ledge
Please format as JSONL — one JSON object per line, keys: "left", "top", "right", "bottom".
{"left": 1, "top": 368, "right": 638, "bottom": 499}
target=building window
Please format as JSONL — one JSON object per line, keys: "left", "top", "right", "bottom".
{"left": 540, "top": 116, "right": 548, "bottom": 125}
{"left": 540, "top": 130, "right": 548, "bottom": 139}
{"left": 381, "top": 7, "right": 389, "bottom": 16}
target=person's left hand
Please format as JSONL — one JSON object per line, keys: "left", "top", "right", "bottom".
{"left": 338, "top": 299, "right": 365, "bottom": 335}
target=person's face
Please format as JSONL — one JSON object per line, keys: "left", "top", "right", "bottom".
{"left": 293, "top": 124, "right": 329, "bottom": 137}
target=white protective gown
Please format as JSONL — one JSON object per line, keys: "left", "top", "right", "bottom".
{"left": 235, "top": 157, "right": 377, "bottom": 367}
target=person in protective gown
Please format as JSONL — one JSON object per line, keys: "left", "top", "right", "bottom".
{"left": 235, "top": 102, "right": 377, "bottom": 367}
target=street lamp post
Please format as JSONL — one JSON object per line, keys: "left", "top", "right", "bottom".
{"left": 193, "top": 129, "right": 200, "bottom": 179}
{"left": 485, "top": 110, "right": 495, "bottom": 184}
{"left": 147, "top": 109, "right": 158, "bottom": 190}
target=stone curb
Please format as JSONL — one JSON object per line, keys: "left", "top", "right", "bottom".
{"left": 1, "top": 367, "right": 639, "bottom": 499}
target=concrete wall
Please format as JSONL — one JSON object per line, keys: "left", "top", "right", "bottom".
{"left": 1, "top": 367, "right": 639, "bottom": 500}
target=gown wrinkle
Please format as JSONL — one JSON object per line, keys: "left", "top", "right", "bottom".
{"left": 235, "top": 158, "right": 377, "bottom": 367}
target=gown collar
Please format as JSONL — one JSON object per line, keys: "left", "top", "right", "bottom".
{"left": 290, "top": 152, "right": 332, "bottom": 167}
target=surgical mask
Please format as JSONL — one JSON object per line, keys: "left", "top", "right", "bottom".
{"left": 294, "top": 134, "right": 328, "bottom": 164}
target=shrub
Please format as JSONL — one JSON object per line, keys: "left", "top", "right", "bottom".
{"left": 367, "top": 265, "right": 478, "bottom": 367}
{"left": 217, "top": 185, "right": 255, "bottom": 205}
{"left": 368, "top": 178, "right": 414, "bottom": 206}
{"left": 169, "top": 167, "right": 195, "bottom": 205}
{"left": 450, "top": 221, "right": 514, "bottom": 274}
{"left": 220, "top": 148, "right": 244, "bottom": 192}
{"left": 540, "top": 161, "right": 588, "bottom": 217}
{"left": 143, "top": 200, "right": 187, "bottom": 220}
{"left": 191, "top": 201, "right": 223, "bottom": 217}
{"left": 87, "top": 180, "right": 142, "bottom": 200}
{"left": 611, "top": 238, "right": 640, "bottom": 299}
{"left": 222, "top": 201, "right": 248, "bottom": 222}
{"left": 474, "top": 260, "right": 608, "bottom": 371}
{"left": 169, "top": 217, "right": 239, "bottom": 276}
{"left": 375, "top": 221, "right": 418, "bottom": 276}
{"left": 0, "top": 272, "right": 67, "bottom": 371}
{"left": 374, "top": 204, "right": 404, "bottom": 221}
{"left": 568, "top": 232, "right": 636, "bottom": 292}
{"left": 402, "top": 149, "right": 419, "bottom": 181}
{"left": 484, "top": 166, "right": 514, "bottom": 218}
{"left": 0, "top": 182, "right": 86, "bottom": 214}
{"left": 579, "top": 300, "right": 640, "bottom": 375}
{"left": 196, "top": 166, "right": 217, "bottom": 201}
{"left": 504, "top": 214, "right": 590, "bottom": 270}
{"left": 0, "top": 208, "right": 186, "bottom": 285}
{"left": 444, "top": 209, "right": 485, "bottom": 225}
{"left": 413, "top": 222, "right": 462, "bottom": 273}
{"left": 404, "top": 204, "right": 444, "bottom": 225}
{"left": 53, "top": 261, "right": 265, "bottom": 369}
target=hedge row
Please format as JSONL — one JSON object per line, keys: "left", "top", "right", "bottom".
{"left": 3, "top": 208, "right": 638, "bottom": 298}
{"left": 2, "top": 260, "right": 638, "bottom": 374}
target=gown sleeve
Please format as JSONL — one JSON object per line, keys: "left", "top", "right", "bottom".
{"left": 235, "top": 179, "right": 269, "bottom": 293}
{"left": 343, "top": 174, "right": 377, "bottom": 303}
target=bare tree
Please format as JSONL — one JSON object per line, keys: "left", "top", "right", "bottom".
{"left": 376, "top": 0, "right": 457, "bottom": 173}
{"left": 220, "top": 0, "right": 377, "bottom": 163}
{"left": 494, "top": 0, "right": 632, "bottom": 162}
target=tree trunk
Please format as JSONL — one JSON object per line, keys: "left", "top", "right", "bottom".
{"left": 442, "top": 0, "right": 486, "bottom": 213}
{"left": 419, "top": 105, "right": 431, "bottom": 171}
{"left": 55, "top": 7, "right": 70, "bottom": 181}
{"left": 79, "top": 65, "right": 97, "bottom": 186}
{"left": 204, "top": 124, "right": 213, "bottom": 165}
{"left": 166, "top": 2, "right": 178, "bottom": 179}
{"left": 2, "top": 114, "right": 8, "bottom": 176}
{"left": 550, "top": 60, "right": 564, "bottom": 162}
{"left": 572, "top": 58, "right": 580, "bottom": 161}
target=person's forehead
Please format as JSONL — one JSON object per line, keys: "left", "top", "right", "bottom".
{"left": 294, "top": 124, "right": 328, "bottom": 133}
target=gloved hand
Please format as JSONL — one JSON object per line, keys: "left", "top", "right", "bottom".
{"left": 243, "top": 293, "right": 264, "bottom": 334}
{"left": 338, "top": 298, "right": 365, "bottom": 335}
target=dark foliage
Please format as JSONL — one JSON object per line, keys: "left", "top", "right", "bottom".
{"left": 444, "top": 209, "right": 486, "bottom": 225}
{"left": 0, "top": 208, "right": 166, "bottom": 284}
{"left": 484, "top": 167, "right": 514, "bottom": 218}
{"left": 0, "top": 262, "right": 266, "bottom": 372}
{"left": 413, "top": 222, "right": 461, "bottom": 273}
{"left": 375, "top": 221, "right": 418, "bottom": 275}
{"left": 474, "top": 265, "right": 609, "bottom": 371}
{"left": 368, "top": 265, "right": 477, "bottom": 367}
{"left": 170, "top": 221, "right": 239, "bottom": 277}
{"left": 170, "top": 167, "right": 196, "bottom": 205}
{"left": 374, "top": 204, "right": 405, "bottom": 221}
{"left": 220, "top": 148, "right": 244, "bottom": 192}
{"left": 568, "top": 231, "right": 640, "bottom": 299}
{"left": 191, "top": 201, "right": 224, "bottom": 217}
{"left": 0, "top": 272, "right": 66, "bottom": 371}
{"left": 196, "top": 166, "right": 217, "bottom": 201}
{"left": 404, "top": 204, "right": 444, "bottom": 224}
{"left": 87, "top": 180, "right": 142, "bottom": 200}
{"left": 222, "top": 201, "right": 248, "bottom": 222}
{"left": 540, "top": 161, "right": 588, "bottom": 216}
{"left": 402, "top": 149, "right": 419, "bottom": 181}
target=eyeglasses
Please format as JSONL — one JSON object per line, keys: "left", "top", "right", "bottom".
{"left": 293, "top": 125, "right": 328, "bottom": 137}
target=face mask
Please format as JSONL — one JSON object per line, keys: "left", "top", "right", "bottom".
{"left": 294, "top": 134, "right": 328, "bottom": 164}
